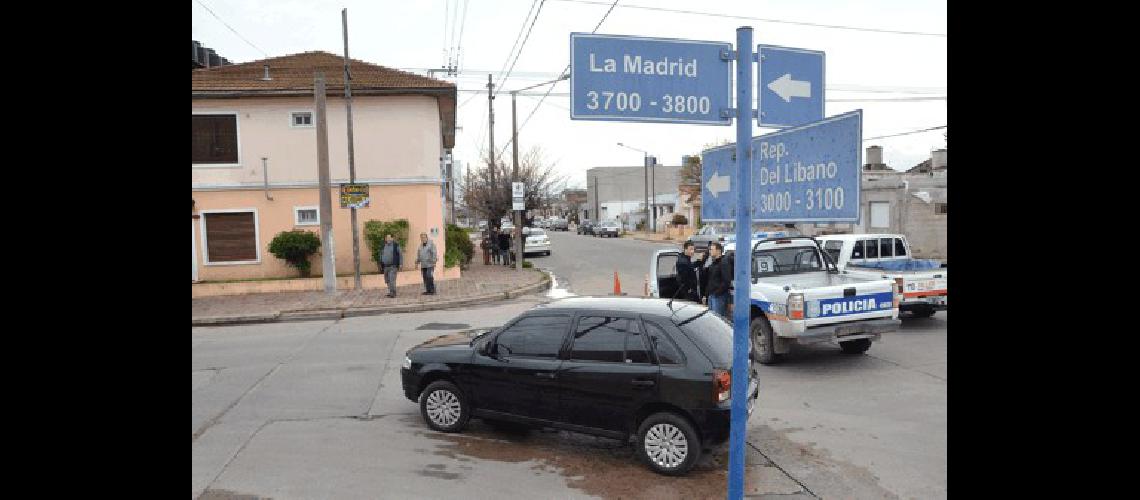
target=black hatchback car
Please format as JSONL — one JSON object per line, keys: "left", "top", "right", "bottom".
{"left": 401, "top": 297, "right": 758, "bottom": 475}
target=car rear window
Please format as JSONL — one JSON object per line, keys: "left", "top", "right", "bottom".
{"left": 673, "top": 311, "right": 734, "bottom": 367}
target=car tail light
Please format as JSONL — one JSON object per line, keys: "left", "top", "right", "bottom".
{"left": 714, "top": 369, "right": 731, "bottom": 403}
{"left": 788, "top": 293, "right": 805, "bottom": 320}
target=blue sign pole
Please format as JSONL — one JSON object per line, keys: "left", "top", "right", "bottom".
{"left": 728, "top": 26, "right": 753, "bottom": 500}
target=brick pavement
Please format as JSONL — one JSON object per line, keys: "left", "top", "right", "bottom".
{"left": 192, "top": 262, "right": 545, "bottom": 320}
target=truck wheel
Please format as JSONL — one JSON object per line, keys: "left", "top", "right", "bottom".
{"left": 910, "top": 307, "right": 936, "bottom": 318}
{"left": 750, "top": 316, "right": 780, "bottom": 365}
{"left": 840, "top": 338, "right": 872, "bottom": 355}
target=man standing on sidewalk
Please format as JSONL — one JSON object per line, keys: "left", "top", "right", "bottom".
{"left": 415, "top": 232, "right": 438, "bottom": 295}
{"left": 705, "top": 242, "right": 733, "bottom": 319}
{"left": 497, "top": 229, "right": 512, "bottom": 267}
{"left": 379, "top": 234, "right": 402, "bottom": 298}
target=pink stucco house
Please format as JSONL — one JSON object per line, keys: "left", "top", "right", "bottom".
{"left": 192, "top": 51, "right": 457, "bottom": 291}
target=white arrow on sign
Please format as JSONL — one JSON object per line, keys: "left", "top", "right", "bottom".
{"left": 706, "top": 171, "right": 731, "bottom": 198}
{"left": 767, "top": 73, "right": 812, "bottom": 102}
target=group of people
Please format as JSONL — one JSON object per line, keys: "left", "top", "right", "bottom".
{"left": 377, "top": 232, "right": 438, "bottom": 298}
{"left": 673, "top": 241, "right": 735, "bottom": 319}
{"left": 481, "top": 227, "right": 517, "bottom": 266}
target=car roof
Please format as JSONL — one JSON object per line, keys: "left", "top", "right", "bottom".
{"left": 815, "top": 233, "right": 903, "bottom": 241}
{"left": 532, "top": 296, "right": 708, "bottom": 319}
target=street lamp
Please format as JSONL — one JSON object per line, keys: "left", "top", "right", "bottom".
{"left": 616, "top": 142, "right": 656, "bottom": 233}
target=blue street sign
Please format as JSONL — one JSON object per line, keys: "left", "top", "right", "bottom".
{"left": 570, "top": 33, "right": 732, "bottom": 125}
{"left": 757, "top": 45, "right": 825, "bottom": 128}
{"left": 752, "top": 109, "right": 862, "bottom": 222}
{"left": 699, "top": 144, "right": 737, "bottom": 221}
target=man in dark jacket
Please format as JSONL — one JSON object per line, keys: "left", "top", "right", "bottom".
{"left": 705, "top": 241, "right": 733, "bottom": 318}
{"left": 497, "top": 230, "right": 512, "bottom": 266}
{"left": 379, "top": 234, "right": 402, "bottom": 298}
{"left": 674, "top": 241, "right": 702, "bottom": 302}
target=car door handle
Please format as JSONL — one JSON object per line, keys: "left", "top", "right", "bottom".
{"left": 534, "top": 372, "right": 556, "bottom": 379}
{"left": 631, "top": 379, "right": 655, "bottom": 388}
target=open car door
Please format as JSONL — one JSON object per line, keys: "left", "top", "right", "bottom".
{"left": 649, "top": 249, "right": 681, "bottom": 299}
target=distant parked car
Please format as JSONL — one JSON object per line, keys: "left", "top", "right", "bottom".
{"left": 686, "top": 224, "right": 731, "bottom": 254}
{"left": 595, "top": 220, "right": 621, "bottom": 238}
{"left": 549, "top": 217, "right": 569, "bottom": 231}
{"left": 518, "top": 227, "right": 552, "bottom": 256}
{"left": 578, "top": 220, "right": 595, "bottom": 235}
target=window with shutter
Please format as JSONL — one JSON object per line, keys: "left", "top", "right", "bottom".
{"left": 204, "top": 211, "right": 258, "bottom": 263}
{"left": 192, "top": 114, "right": 239, "bottom": 164}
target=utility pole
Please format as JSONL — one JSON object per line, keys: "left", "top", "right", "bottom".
{"left": 450, "top": 160, "right": 458, "bottom": 225}
{"left": 650, "top": 155, "right": 657, "bottom": 232}
{"left": 342, "top": 8, "right": 361, "bottom": 289}
{"left": 594, "top": 175, "right": 599, "bottom": 223}
{"left": 314, "top": 72, "right": 337, "bottom": 294}
{"left": 486, "top": 74, "right": 496, "bottom": 218}
{"left": 511, "top": 91, "right": 522, "bottom": 270}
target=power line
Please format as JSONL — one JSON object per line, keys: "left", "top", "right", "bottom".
{"left": 495, "top": 0, "right": 541, "bottom": 90}
{"left": 497, "top": 0, "right": 547, "bottom": 97}
{"left": 193, "top": 0, "right": 269, "bottom": 57}
{"left": 499, "top": 0, "right": 619, "bottom": 157}
{"left": 455, "top": 0, "right": 470, "bottom": 71}
{"left": 457, "top": 90, "right": 482, "bottom": 109}
{"left": 864, "top": 125, "right": 946, "bottom": 141}
{"left": 549, "top": 0, "right": 947, "bottom": 37}
{"left": 460, "top": 88, "right": 947, "bottom": 103}
{"left": 442, "top": 0, "right": 451, "bottom": 63}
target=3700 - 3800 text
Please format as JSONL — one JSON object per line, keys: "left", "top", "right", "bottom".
{"left": 583, "top": 91, "right": 711, "bottom": 114}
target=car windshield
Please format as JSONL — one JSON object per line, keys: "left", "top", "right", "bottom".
{"left": 673, "top": 311, "right": 733, "bottom": 367}
{"left": 752, "top": 245, "right": 824, "bottom": 276}
{"left": 528, "top": 229, "right": 546, "bottom": 236}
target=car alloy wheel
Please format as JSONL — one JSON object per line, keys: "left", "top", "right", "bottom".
{"left": 644, "top": 423, "right": 689, "bottom": 470}
{"left": 419, "top": 380, "right": 470, "bottom": 432}
{"left": 425, "top": 389, "right": 461, "bottom": 427}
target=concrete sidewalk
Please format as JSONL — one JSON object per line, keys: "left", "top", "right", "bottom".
{"left": 624, "top": 231, "right": 678, "bottom": 244}
{"left": 192, "top": 264, "right": 549, "bottom": 326}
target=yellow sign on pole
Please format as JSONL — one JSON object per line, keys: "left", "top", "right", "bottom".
{"left": 339, "top": 183, "right": 370, "bottom": 208}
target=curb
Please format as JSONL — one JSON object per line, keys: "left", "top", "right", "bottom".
{"left": 193, "top": 272, "right": 551, "bottom": 327}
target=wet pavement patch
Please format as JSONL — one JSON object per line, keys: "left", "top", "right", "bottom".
{"left": 416, "top": 323, "right": 471, "bottom": 330}
{"left": 416, "top": 463, "right": 466, "bottom": 480}
{"left": 414, "top": 418, "right": 798, "bottom": 500}
{"left": 198, "top": 489, "right": 269, "bottom": 500}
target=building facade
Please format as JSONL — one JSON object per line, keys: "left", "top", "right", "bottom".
{"left": 798, "top": 147, "right": 947, "bottom": 260}
{"left": 584, "top": 165, "right": 681, "bottom": 229}
{"left": 192, "top": 51, "right": 457, "bottom": 282}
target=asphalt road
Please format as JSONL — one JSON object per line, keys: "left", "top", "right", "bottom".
{"left": 525, "top": 230, "right": 677, "bottom": 297}
{"left": 193, "top": 270, "right": 947, "bottom": 499}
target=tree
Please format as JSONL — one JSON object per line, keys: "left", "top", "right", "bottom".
{"left": 461, "top": 145, "right": 566, "bottom": 228}
{"left": 680, "top": 154, "right": 702, "bottom": 186}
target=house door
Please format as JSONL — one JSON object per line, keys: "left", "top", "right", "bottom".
{"left": 192, "top": 220, "right": 199, "bottom": 282}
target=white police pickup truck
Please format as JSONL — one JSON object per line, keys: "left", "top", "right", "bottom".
{"left": 815, "top": 234, "right": 946, "bottom": 318}
{"left": 649, "top": 236, "right": 901, "bottom": 364}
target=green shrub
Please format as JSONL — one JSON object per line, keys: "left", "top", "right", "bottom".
{"left": 671, "top": 213, "right": 689, "bottom": 225}
{"left": 522, "top": 261, "right": 534, "bottom": 269}
{"left": 444, "top": 223, "right": 474, "bottom": 268}
{"left": 268, "top": 230, "right": 321, "bottom": 277}
{"left": 364, "top": 219, "right": 409, "bottom": 269}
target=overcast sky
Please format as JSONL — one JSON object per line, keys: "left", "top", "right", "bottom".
{"left": 193, "top": 0, "right": 946, "bottom": 189}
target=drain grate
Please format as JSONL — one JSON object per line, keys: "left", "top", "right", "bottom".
{"left": 416, "top": 323, "right": 471, "bottom": 330}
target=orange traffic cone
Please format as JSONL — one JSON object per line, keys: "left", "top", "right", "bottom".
{"left": 613, "top": 271, "right": 623, "bottom": 296}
